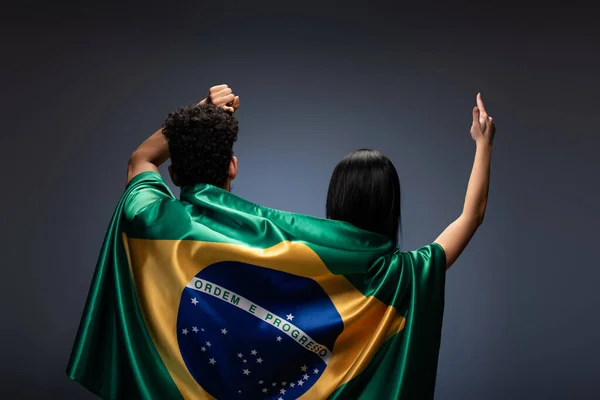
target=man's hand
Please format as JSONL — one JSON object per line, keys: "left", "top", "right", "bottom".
{"left": 199, "top": 84, "right": 240, "bottom": 114}
{"left": 470, "top": 93, "right": 496, "bottom": 145}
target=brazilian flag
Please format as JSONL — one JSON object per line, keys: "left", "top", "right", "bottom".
{"left": 67, "top": 171, "right": 446, "bottom": 399}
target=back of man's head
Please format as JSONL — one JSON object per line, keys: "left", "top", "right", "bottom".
{"left": 163, "top": 103, "right": 239, "bottom": 188}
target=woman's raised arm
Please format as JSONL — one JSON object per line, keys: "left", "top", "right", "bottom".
{"left": 434, "top": 93, "right": 496, "bottom": 269}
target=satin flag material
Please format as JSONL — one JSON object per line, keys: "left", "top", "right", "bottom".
{"left": 67, "top": 172, "right": 446, "bottom": 399}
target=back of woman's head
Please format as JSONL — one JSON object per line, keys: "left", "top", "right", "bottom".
{"left": 326, "top": 149, "right": 401, "bottom": 243}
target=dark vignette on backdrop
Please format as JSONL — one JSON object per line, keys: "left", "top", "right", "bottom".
{"left": 1, "top": 1, "right": 598, "bottom": 399}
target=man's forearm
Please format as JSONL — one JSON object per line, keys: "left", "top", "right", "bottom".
{"left": 126, "top": 127, "right": 169, "bottom": 183}
{"left": 130, "top": 127, "right": 169, "bottom": 166}
{"left": 461, "top": 141, "right": 492, "bottom": 224}
{"left": 128, "top": 97, "right": 207, "bottom": 172}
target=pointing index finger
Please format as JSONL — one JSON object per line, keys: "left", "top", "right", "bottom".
{"left": 476, "top": 93, "right": 486, "bottom": 114}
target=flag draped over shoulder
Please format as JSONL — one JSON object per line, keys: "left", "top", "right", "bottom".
{"left": 67, "top": 171, "right": 446, "bottom": 400}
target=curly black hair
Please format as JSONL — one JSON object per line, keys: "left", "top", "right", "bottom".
{"left": 162, "top": 103, "right": 239, "bottom": 188}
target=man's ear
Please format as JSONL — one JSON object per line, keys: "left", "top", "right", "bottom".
{"left": 228, "top": 156, "right": 238, "bottom": 181}
{"left": 168, "top": 164, "right": 180, "bottom": 186}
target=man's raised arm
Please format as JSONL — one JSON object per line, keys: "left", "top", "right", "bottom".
{"left": 126, "top": 84, "right": 240, "bottom": 185}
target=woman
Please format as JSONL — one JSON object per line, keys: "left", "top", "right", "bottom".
{"left": 327, "top": 93, "right": 495, "bottom": 270}
{"left": 319, "top": 95, "right": 495, "bottom": 398}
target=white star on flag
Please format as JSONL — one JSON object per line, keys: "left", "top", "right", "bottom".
{"left": 278, "top": 397, "right": 284, "bottom": 400}
{"left": 237, "top": 390, "right": 241, "bottom": 393}
{"left": 191, "top": 298, "right": 198, "bottom": 305}
{"left": 314, "top": 368, "right": 319, "bottom": 374}
{"left": 221, "top": 328, "right": 228, "bottom": 335}
{"left": 258, "top": 380, "right": 264, "bottom": 384}
{"left": 262, "top": 388, "right": 268, "bottom": 393}
{"left": 303, "top": 373, "right": 309, "bottom": 380}
{"left": 206, "top": 341, "right": 212, "bottom": 347}
{"left": 251, "top": 349, "right": 258, "bottom": 355}
{"left": 276, "top": 336, "right": 282, "bottom": 342}
{"left": 256, "top": 358, "right": 263, "bottom": 363}
{"left": 272, "top": 382, "right": 277, "bottom": 387}
{"left": 208, "top": 358, "right": 216, "bottom": 365}
{"left": 243, "top": 369, "right": 251, "bottom": 375}
{"left": 301, "top": 365, "right": 308, "bottom": 372}
{"left": 201, "top": 328, "right": 205, "bottom": 332}
{"left": 192, "top": 326, "right": 199, "bottom": 333}
{"left": 280, "top": 388, "right": 286, "bottom": 394}
{"left": 281, "top": 381, "right": 287, "bottom": 386}
{"left": 290, "top": 382, "right": 295, "bottom": 388}
{"left": 297, "top": 380, "right": 304, "bottom": 386}
{"left": 286, "top": 313, "right": 295, "bottom": 321}
{"left": 237, "top": 353, "right": 243, "bottom": 358}
{"left": 243, "top": 359, "right": 247, "bottom": 363}
{"left": 182, "top": 328, "right": 188, "bottom": 335}
{"left": 201, "top": 346, "right": 206, "bottom": 352}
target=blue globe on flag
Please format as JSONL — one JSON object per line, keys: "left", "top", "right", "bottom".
{"left": 177, "top": 261, "right": 344, "bottom": 399}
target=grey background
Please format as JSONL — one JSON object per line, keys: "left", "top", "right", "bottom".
{"left": 1, "top": 1, "right": 598, "bottom": 399}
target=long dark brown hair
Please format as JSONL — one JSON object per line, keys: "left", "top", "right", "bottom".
{"left": 326, "top": 149, "right": 402, "bottom": 244}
